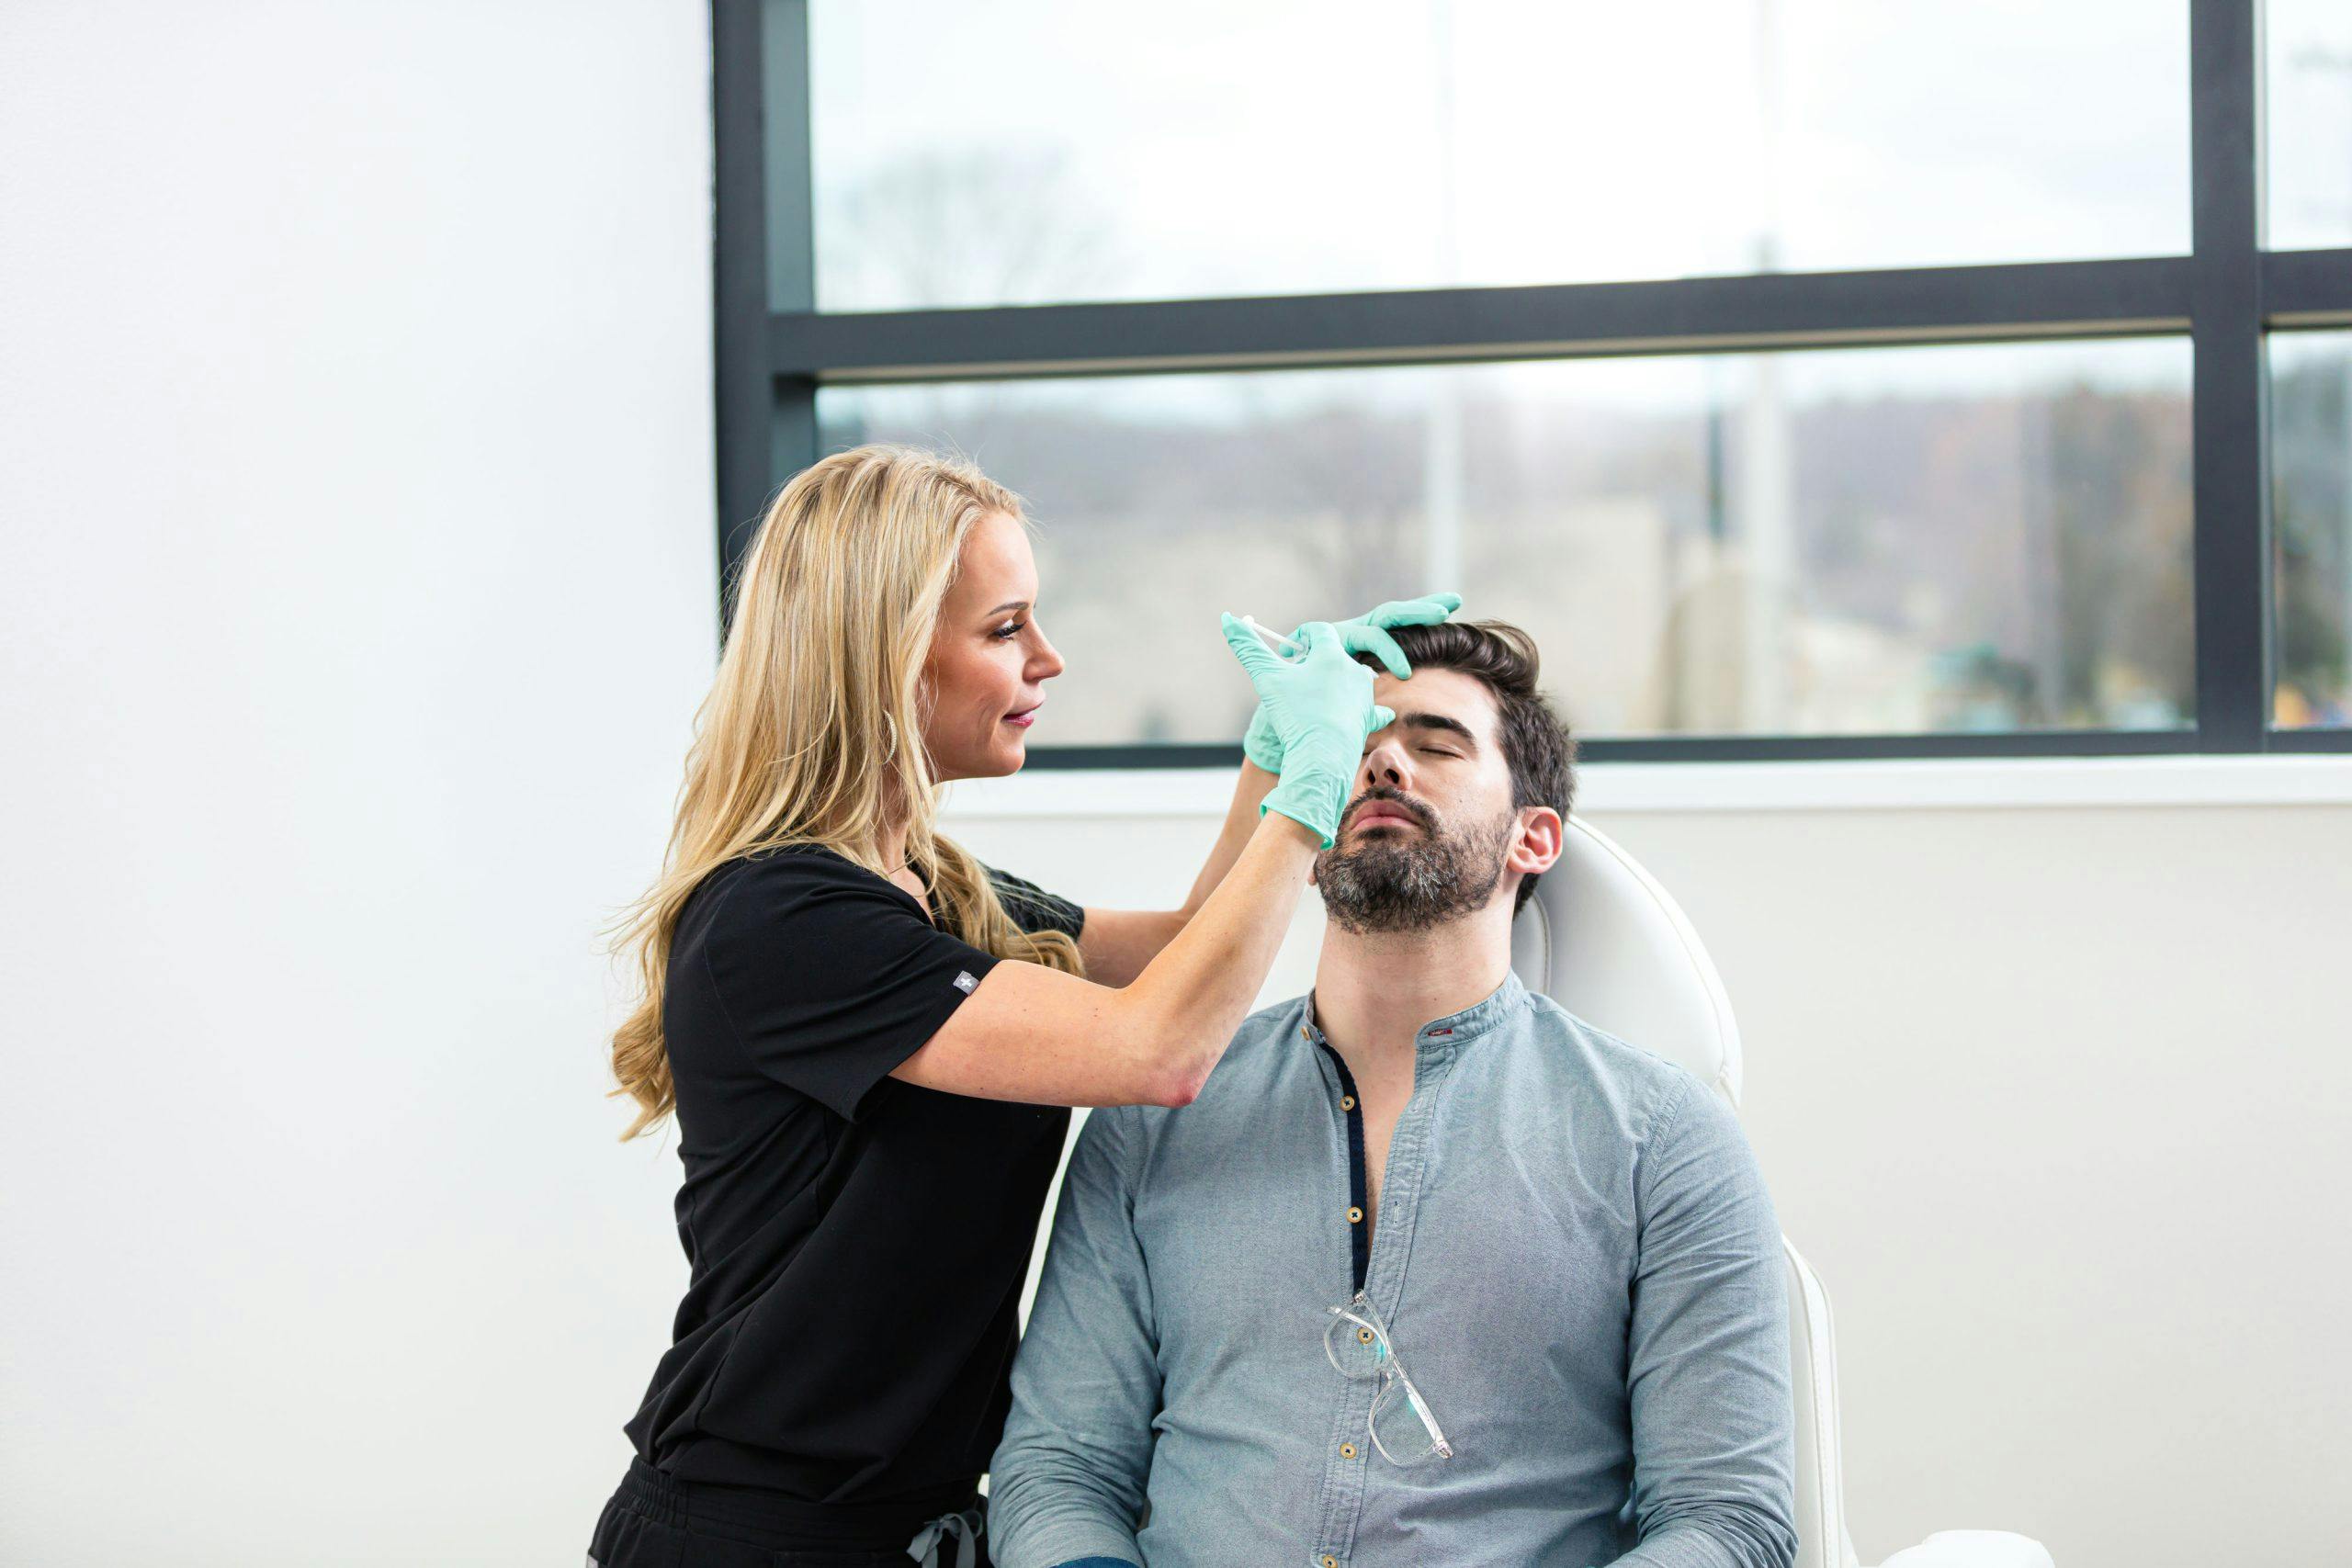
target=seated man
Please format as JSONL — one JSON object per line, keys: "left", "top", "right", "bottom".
{"left": 988, "top": 620, "right": 1795, "bottom": 1568}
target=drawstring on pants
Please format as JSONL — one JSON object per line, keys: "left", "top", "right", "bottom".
{"left": 905, "top": 1506, "right": 982, "bottom": 1568}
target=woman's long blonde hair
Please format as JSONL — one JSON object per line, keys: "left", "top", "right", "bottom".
{"left": 609, "top": 445, "right": 1085, "bottom": 1139}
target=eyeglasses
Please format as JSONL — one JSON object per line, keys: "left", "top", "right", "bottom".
{"left": 1322, "top": 1295, "right": 1454, "bottom": 1466}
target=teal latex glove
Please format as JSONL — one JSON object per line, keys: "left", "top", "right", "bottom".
{"left": 1221, "top": 615, "right": 1395, "bottom": 849}
{"left": 1243, "top": 592, "right": 1463, "bottom": 772}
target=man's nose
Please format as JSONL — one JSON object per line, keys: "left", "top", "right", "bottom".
{"left": 1358, "top": 735, "right": 1412, "bottom": 790}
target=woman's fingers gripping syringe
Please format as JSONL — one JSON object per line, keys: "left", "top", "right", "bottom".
{"left": 1220, "top": 617, "right": 1390, "bottom": 848}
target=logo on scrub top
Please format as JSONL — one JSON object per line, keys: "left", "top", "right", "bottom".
{"left": 953, "top": 971, "right": 978, "bottom": 994}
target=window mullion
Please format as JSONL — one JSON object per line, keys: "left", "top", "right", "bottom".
{"left": 2189, "top": 0, "right": 2273, "bottom": 750}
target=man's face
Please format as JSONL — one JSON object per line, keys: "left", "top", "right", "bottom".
{"left": 1314, "top": 665, "right": 1527, "bottom": 935}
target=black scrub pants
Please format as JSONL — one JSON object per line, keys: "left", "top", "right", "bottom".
{"left": 589, "top": 1458, "right": 992, "bottom": 1568}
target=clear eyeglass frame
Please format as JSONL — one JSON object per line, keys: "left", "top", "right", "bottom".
{"left": 1321, "top": 1297, "right": 1455, "bottom": 1465}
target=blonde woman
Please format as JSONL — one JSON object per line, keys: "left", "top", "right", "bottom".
{"left": 588, "top": 445, "right": 1457, "bottom": 1568}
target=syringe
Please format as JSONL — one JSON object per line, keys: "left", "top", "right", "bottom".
{"left": 1238, "top": 615, "right": 1305, "bottom": 658}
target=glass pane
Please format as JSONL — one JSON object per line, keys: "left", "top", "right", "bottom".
{"left": 2273, "top": 331, "right": 2352, "bottom": 728}
{"left": 2268, "top": 0, "right": 2352, "bottom": 252}
{"left": 817, "top": 340, "right": 2195, "bottom": 744}
{"left": 802, "top": 0, "right": 2188, "bottom": 312}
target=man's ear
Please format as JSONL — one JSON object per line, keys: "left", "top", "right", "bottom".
{"left": 1506, "top": 806, "right": 1565, "bottom": 879}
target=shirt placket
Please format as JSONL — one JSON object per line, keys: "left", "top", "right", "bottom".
{"left": 1302, "top": 1016, "right": 1464, "bottom": 1568}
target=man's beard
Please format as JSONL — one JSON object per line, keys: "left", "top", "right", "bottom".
{"left": 1314, "top": 788, "right": 1514, "bottom": 935}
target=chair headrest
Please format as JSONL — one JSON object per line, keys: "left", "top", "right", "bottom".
{"left": 1510, "top": 817, "right": 1744, "bottom": 1109}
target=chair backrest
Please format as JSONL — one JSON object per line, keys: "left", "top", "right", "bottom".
{"left": 1510, "top": 817, "right": 1744, "bottom": 1111}
{"left": 1510, "top": 817, "right": 1853, "bottom": 1568}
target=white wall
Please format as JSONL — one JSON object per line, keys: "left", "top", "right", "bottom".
{"left": 943, "top": 778, "right": 2352, "bottom": 1568}
{"left": 1, "top": 4, "right": 711, "bottom": 1562}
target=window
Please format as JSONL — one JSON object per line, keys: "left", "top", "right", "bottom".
{"left": 805, "top": 1, "right": 2188, "bottom": 310}
{"left": 2269, "top": 0, "right": 2352, "bottom": 254}
{"left": 718, "top": 0, "right": 2352, "bottom": 763}
{"left": 2272, "top": 330, "right": 2352, "bottom": 726}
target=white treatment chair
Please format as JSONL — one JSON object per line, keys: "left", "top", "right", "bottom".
{"left": 1511, "top": 818, "right": 2054, "bottom": 1568}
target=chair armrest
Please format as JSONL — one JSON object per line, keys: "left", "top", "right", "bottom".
{"left": 1869, "top": 1529, "right": 2054, "bottom": 1568}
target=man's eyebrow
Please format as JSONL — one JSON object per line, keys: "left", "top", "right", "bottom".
{"left": 1394, "top": 711, "right": 1479, "bottom": 749}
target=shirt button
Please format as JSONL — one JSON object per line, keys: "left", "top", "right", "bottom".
{"left": 1301, "top": 1027, "right": 1311, "bottom": 1041}
{"left": 1340, "top": 1095, "right": 1356, "bottom": 1111}
{"left": 1322, "top": 1557, "right": 1340, "bottom": 1568}
{"left": 1347, "top": 1206, "right": 1363, "bottom": 1224}
{"left": 1340, "top": 1442, "right": 1358, "bottom": 1460}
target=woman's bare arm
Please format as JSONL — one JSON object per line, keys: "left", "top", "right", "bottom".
{"left": 1072, "top": 761, "right": 1279, "bottom": 987}
{"left": 892, "top": 802, "right": 1316, "bottom": 1109}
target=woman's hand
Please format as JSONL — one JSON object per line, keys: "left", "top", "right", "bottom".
{"left": 1241, "top": 592, "right": 1463, "bottom": 773}
{"left": 1221, "top": 616, "right": 1392, "bottom": 850}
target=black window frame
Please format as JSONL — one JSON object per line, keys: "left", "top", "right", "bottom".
{"left": 713, "top": 0, "right": 2352, "bottom": 768}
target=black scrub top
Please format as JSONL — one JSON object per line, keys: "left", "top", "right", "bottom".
{"left": 623, "top": 843, "right": 1086, "bottom": 1506}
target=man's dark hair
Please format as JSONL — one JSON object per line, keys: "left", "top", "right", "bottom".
{"left": 1358, "top": 620, "right": 1577, "bottom": 917}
